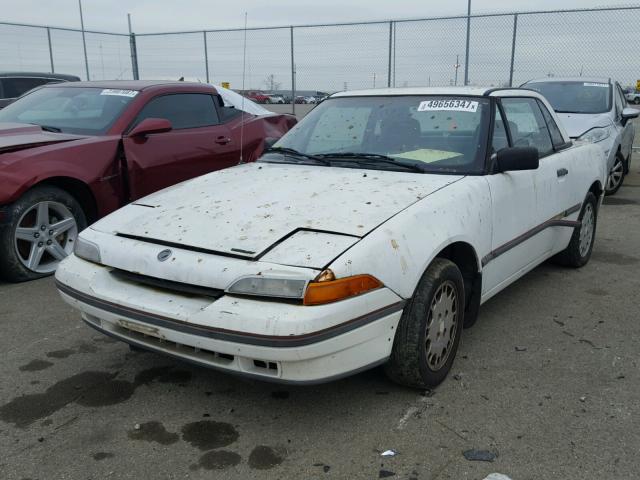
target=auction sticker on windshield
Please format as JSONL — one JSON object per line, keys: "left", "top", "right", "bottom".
{"left": 100, "top": 89, "right": 139, "bottom": 97}
{"left": 583, "top": 82, "right": 608, "bottom": 88}
{"left": 417, "top": 99, "right": 478, "bottom": 112}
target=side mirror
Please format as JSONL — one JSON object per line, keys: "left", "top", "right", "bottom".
{"left": 494, "top": 146, "right": 539, "bottom": 173}
{"left": 622, "top": 107, "right": 640, "bottom": 122}
{"left": 129, "top": 118, "right": 172, "bottom": 137}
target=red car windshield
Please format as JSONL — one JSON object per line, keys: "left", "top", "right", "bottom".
{"left": 0, "top": 86, "right": 137, "bottom": 135}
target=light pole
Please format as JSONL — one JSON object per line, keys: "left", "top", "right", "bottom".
{"left": 464, "top": 0, "right": 471, "bottom": 86}
{"left": 78, "top": 0, "right": 90, "bottom": 80}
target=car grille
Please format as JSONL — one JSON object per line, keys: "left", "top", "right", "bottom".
{"left": 110, "top": 269, "right": 224, "bottom": 299}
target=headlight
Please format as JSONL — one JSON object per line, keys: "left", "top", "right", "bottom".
{"left": 578, "top": 126, "right": 612, "bottom": 143}
{"left": 227, "top": 276, "right": 307, "bottom": 299}
{"left": 227, "top": 270, "right": 384, "bottom": 305}
{"left": 74, "top": 236, "right": 101, "bottom": 264}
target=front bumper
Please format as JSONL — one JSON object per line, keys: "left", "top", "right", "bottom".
{"left": 55, "top": 255, "right": 405, "bottom": 384}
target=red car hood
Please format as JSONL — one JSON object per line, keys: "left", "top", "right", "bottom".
{"left": 0, "top": 123, "right": 85, "bottom": 155}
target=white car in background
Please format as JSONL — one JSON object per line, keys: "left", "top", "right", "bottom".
{"left": 56, "top": 87, "right": 606, "bottom": 388}
{"left": 523, "top": 77, "right": 639, "bottom": 195}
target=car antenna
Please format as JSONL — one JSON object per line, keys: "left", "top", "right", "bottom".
{"left": 238, "top": 12, "right": 248, "bottom": 165}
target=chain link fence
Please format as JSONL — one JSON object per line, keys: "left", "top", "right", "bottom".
{"left": 1, "top": 6, "right": 639, "bottom": 101}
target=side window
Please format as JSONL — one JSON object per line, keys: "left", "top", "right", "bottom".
{"left": 491, "top": 107, "right": 509, "bottom": 153}
{"left": 0, "top": 77, "right": 50, "bottom": 98}
{"left": 613, "top": 84, "right": 623, "bottom": 118}
{"left": 501, "top": 98, "right": 554, "bottom": 158}
{"left": 537, "top": 100, "right": 565, "bottom": 149}
{"left": 616, "top": 84, "right": 627, "bottom": 111}
{"left": 135, "top": 94, "right": 219, "bottom": 130}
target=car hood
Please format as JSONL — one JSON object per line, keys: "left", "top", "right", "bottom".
{"left": 0, "top": 122, "right": 85, "bottom": 155}
{"left": 92, "top": 162, "right": 463, "bottom": 261}
{"left": 556, "top": 113, "right": 612, "bottom": 138}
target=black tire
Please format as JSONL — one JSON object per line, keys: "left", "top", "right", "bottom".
{"left": 385, "top": 258, "right": 465, "bottom": 388}
{"left": 605, "top": 153, "right": 625, "bottom": 196}
{"left": 0, "top": 185, "right": 87, "bottom": 282}
{"left": 553, "top": 192, "right": 598, "bottom": 268}
{"left": 634, "top": 97, "right": 640, "bottom": 105}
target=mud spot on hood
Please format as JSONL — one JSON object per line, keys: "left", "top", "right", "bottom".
{"left": 19, "top": 359, "right": 53, "bottom": 372}
{"left": 248, "top": 445, "right": 287, "bottom": 470}
{"left": 181, "top": 421, "right": 239, "bottom": 450}
{"left": 190, "top": 450, "right": 242, "bottom": 471}
{"left": 127, "top": 421, "right": 179, "bottom": 445}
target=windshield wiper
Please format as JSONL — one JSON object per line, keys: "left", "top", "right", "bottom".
{"left": 263, "top": 147, "right": 331, "bottom": 165}
{"left": 316, "top": 152, "right": 425, "bottom": 173}
{"left": 30, "top": 123, "right": 62, "bottom": 133}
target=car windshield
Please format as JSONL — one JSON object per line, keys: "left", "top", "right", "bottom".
{"left": 526, "top": 81, "right": 611, "bottom": 114}
{"left": 267, "top": 95, "right": 490, "bottom": 174}
{"left": 0, "top": 86, "right": 136, "bottom": 135}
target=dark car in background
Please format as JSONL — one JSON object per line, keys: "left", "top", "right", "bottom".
{"left": 0, "top": 72, "right": 80, "bottom": 109}
{"left": 0, "top": 80, "right": 296, "bottom": 282}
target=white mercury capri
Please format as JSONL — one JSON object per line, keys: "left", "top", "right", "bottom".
{"left": 56, "top": 87, "right": 607, "bottom": 388}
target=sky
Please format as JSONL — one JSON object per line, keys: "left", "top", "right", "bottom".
{"left": 1, "top": 1, "right": 638, "bottom": 91}
{"left": 0, "top": 0, "right": 622, "bottom": 33}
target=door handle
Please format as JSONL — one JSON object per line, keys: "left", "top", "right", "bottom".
{"left": 557, "top": 168, "right": 569, "bottom": 177}
{"left": 215, "top": 136, "right": 231, "bottom": 145}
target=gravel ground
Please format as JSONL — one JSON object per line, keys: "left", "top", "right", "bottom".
{"left": 1, "top": 120, "right": 639, "bottom": 480}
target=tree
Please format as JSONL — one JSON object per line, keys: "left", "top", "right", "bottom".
{"left": 263, "top": 74, "right": 282, "bottom": 91}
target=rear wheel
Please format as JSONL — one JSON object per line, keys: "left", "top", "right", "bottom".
{"left": 553, "top": 192, "right": 597, "bottom": 268}
{"left": 385, "top": 258, "right": 464, "bottom": 388}
{"left": 605, "top": 153, "right": 625, "bottom": 196}
{"left": 0, "top": 186, "right": 86, "bottom": 282}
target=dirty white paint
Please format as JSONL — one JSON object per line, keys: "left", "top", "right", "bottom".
{"left": 91, "top": 162, "right": 462, "bottom": 257}
{"left": 57, "top": 88, "right": 607, "bottom": 384}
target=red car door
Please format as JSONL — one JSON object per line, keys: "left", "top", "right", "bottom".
{"left": 122, "top": 93, "right": 240, "bottom": 200}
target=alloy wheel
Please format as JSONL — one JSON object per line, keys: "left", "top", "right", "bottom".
{"left": 606, "top": 158, "right": 624, "bottom": 193}
{"left": 578, "top": 203, "right": 595, "bottom": 257}
{"left": 425, "top": 280, "right": 458, "bottom": 371}
{"left": 14, "top": 201, "right": 78, "bottom": 274}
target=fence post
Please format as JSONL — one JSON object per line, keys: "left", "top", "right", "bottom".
{"left": 387, "top": 21, "right": 393, "bottom": 88}
{"left": 78, "top": 0, "right": 90, "bottom": 80}
{"left": 46, "top": 27, "right": 54, "bottom": 73}
{"left": 203, "top": 31, "right": 210, "bottom": 83}
{"left": 128, "top": 14, "right": 139, "bottom": 80}
{"left": 509, "top": 14, "right": 518, "bottom": 87}
{"left": 463, "top": 0, "right": 471, "bottom": 85}
{"left": 290, "top": 26, "right": 296, "bottom": 116}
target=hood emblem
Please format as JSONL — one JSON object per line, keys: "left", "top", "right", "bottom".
{"left": 157, "top": 249, "right": 172, "bottom": 262}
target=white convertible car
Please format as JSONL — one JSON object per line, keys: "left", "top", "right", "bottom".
{"left": 56, "top": 87, "right": 606, "bottom": 388}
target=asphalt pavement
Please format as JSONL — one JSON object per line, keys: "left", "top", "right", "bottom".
{"left": 1, "top": 121, "right": 640, "bottom": 479}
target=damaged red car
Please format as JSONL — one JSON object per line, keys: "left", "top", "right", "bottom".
{"left": 0, "top": 80, "right": 296, "bottom": 281}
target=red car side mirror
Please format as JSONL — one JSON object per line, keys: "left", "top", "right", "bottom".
{"left": 129, "top": 118, "right": 173, "bottom": 137}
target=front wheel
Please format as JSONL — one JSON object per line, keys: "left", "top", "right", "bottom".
{"left": 0, "top": 186, "right": 86, "bottom": 282}
{"left": 553, "top": 192, "right": 598, "bottom": 268}
{"left": 385, "top": 258, "right": 465, "bottom": 388}
{"left": 605, "top": 153, "right": 625, "bottom": 196}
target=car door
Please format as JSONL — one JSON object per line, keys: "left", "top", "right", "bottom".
{"left": 482, "top": 98, "right": 561, "bottom": 297}
{"left": 615, "top": 82, "right": 634, "bottom": 161}
{"left": 122, "top": 93, "right": 240, "bottom": 200}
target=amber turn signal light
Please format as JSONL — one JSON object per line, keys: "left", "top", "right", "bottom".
{"left": 303, "top": 274, "right": 383, "bottom": 305}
